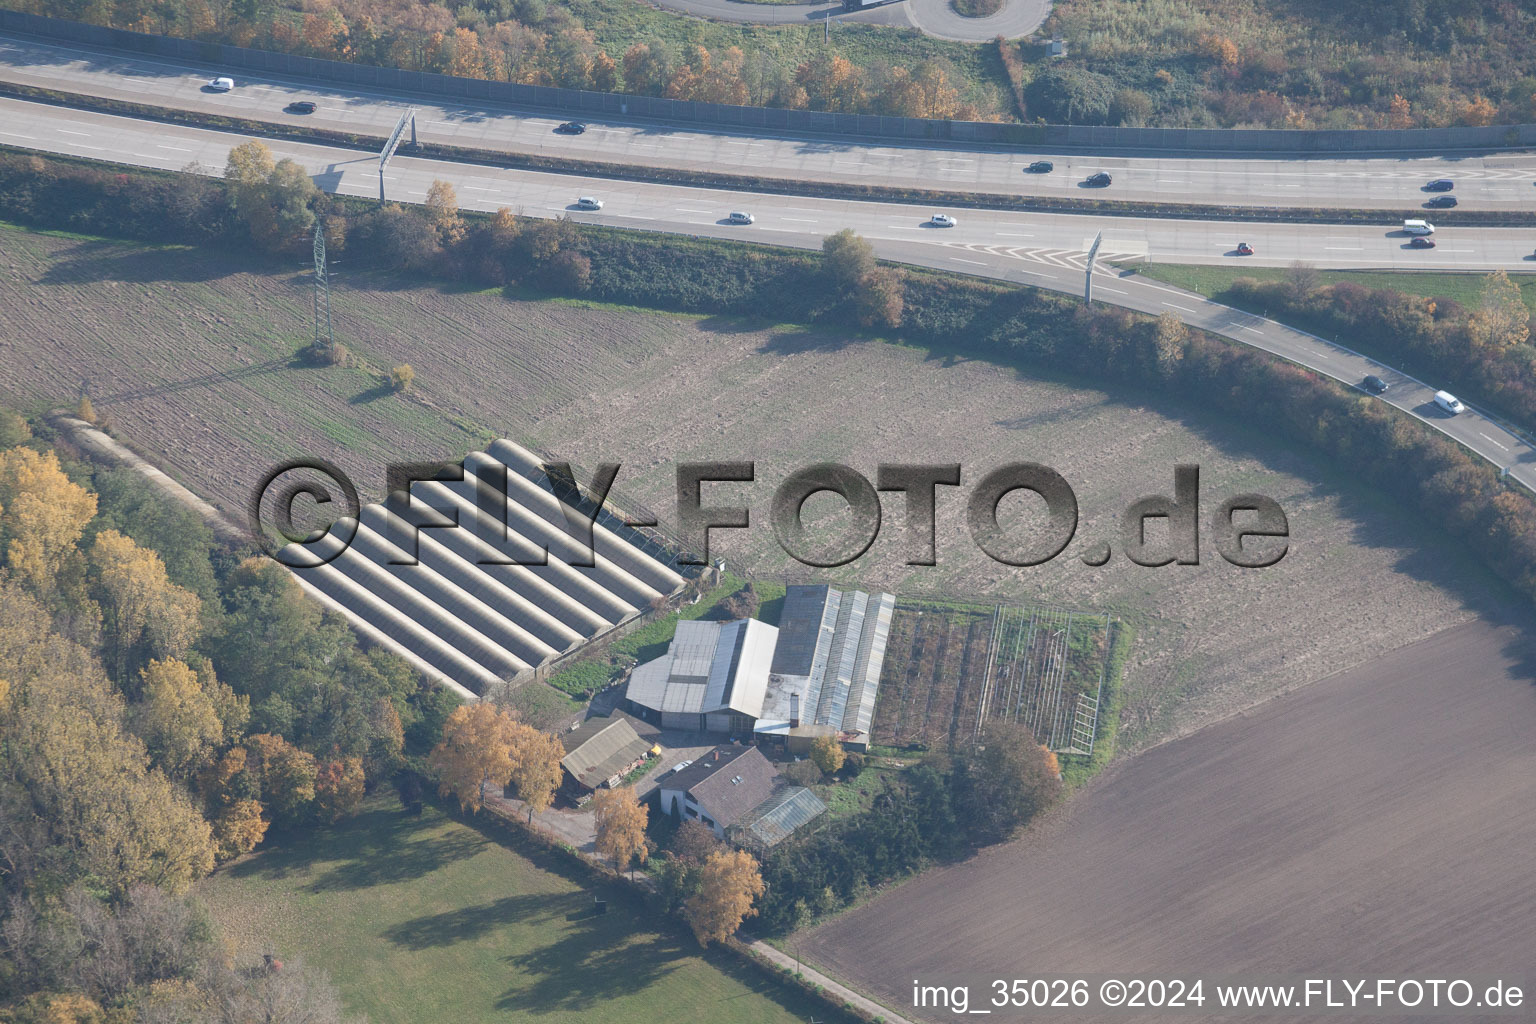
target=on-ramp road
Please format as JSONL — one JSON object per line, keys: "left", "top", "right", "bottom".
{"left": 627, "top": 0, "right": 1050, "bottom": 42}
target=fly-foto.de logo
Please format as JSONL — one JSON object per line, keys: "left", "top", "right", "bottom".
{"left": 251, "top": 459, "right": 1289, "bottom": 571}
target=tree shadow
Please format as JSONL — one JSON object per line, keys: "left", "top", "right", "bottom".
{"left": 349, "top": 382, "right": 396, "bottom": 404}
{"left": 382, "top": 892, "right": 574, "bottom": 950}
{"left": 755, "top": 326, "right": 859, "bottom": 356}
{"left": 35, "top": 238, "right": 253, "bottom": 286}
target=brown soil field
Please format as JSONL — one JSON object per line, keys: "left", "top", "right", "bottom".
{"left": 0, "top": 225, "right": 1510, "bottom": 751}
{"left": 872, "top": 604, "right": 995, "bottom": 749}
{"left": 801, "top": 617, "right": 1536, "bottom": 1023}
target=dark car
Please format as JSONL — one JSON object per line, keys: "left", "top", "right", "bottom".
{"left": 1361, "top": 374, "right": 1389, "bottom": 394}
{"left": 286, "top": 100, "right": 317, "bottom": 114}
{"left": 555, "top": 121, "right": 586, "bottom": 134}
{"left": 1085, "top": 171, "right": 1112, "bottom": 187}
{"left": 1424, "top": 178, "right": 1455, "bottom": 192}
{"left": 1425, "top": 195, "right": 1458, "bottom": 208}
{"left": 1235, "top": 242, "right": 1254, "bottom": 256}
{"left": 1026, "top": 160, "right": 1054, "bottom": 173}
{"left": 1410, "top": 236, "right": 1437, "bottom": 248}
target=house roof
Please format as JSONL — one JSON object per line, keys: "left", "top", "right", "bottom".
{"left": 560, "top": 717, "right": 652, "bottom": 789}
{"left": 681, "top": 746, "right": 779, "bottom": 829}
{"left": 732, "top": 786, "right": 827, "bottom": 849}
{"left": 562, "top": 708, "right": 658, "bottom": 752}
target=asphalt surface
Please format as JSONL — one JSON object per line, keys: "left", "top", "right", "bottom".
{"left": 10, "top": 97, "right": 1536, "bottom": 497}
{"left": 634, "top": 0, "right": 1050, "bottom": 43}
{"left": 5, "top": 34, "right": 1536, "bottom": 212}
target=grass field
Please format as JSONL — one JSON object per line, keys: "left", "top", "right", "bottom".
{"left": 197, "top": 794, "right": 850, "bottom": 1024}
{"left": 1128, "top": 263, "right": 1536, "bottom": 313}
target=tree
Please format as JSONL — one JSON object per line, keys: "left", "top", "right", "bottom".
{"left": 670, "top": 818, "right": 720, "bottom": 864}
{"left": 77, "top": 395, "right": 96, "bottom": 424}
{"left": 808, "top": 734, "right": 845, "bottom": 775}
{"left": 223, "top": 142, "right": 316, "bottom": 252}
{"left": 424, "top": 179, "right": 465, "bottom": 245}
{"left": 821, "top": 228, "right": 875, "bottom": 294}
{"left": 360, "top": 203, "right": 441, "bottom": 270}
{"left": 952, "top": 720, "right": 1063, "bottom": 845}
{"left": 133, "top": 657, "right": 224, "bottom": 778}
{"left": 1285, "top": 260, "right": 1321, "bottom": 303}
{"left": 210, "top": 798, "right": 268, "bottom": 860}
{"left": 1467, "top": 269, "right": 1530, "bottom": 354}
{"left": 0, "top": 406, "right": 29, "bottom": 447}
{"left": 592, "top": 785, "right": 648, "bottom": 875}
{"left": 89, "top": 530, "right": 201, "bottom": 684}
{"left": 0, "top": 446, "right": 97, "bottom": 595}
{"left": 244, "top": 733, "right": 319, "bottom": 824}
{"left": 683, "top": 849, "right": 764, "bottom": 946}
{"left": 507, "top": 723, "right": 564, "bottom": 819}
{"left": 314, "top": 757, "right": 367, "bottom": 823}
{"left": 390, "top": 364, "right": 415, "bottom": 392}
{"left": 1153, "top": 311, "right": 1188, "bottom": 376}
{"left": 223, "top": 139, "right": 274, "bottom": 190}
{"left": 854, "top": 266, "right": 904, "bottom": 328}
{"left": 427, "top": 703, "right": 518, "bottom": 812}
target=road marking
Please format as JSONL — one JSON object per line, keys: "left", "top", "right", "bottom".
{"left": 1163, "top": 302, "right": 1197, "bottom": 313}
{"left": 1240, "top": 325, "right": 1265, "bottom": 333}
{"left": 781, "top": 217, "right": 818, "bottom": 223}
{"left": 57, "top": 128, "right": 90, "bottom": 135}
{"left": 1325, "top": 246, "right": 1363, "bottom": 250}
{"left": 1479, "top": 433, "right": 1511, "bottom": 451}
{"left": 950, "top": 257, "right": 987, "bottom": 266}
{"left": 73, "top": 144, "right": 105, "bottom": 151}
{"left": 994, "top": 232, "right": 1035, "bottom": 238}
{"left": 155, "top": 143, "right": 192, "bottom": 151}
{"left": 0, "top": 131, "right": 35, "bottom": 139}
{"left": 1439, "top": 248, "right": 1474, "bottom": 252}
{"left": 674, "top": 207, "right": 713, "bottom": 214}
{"left": 463, "top": 185, "right": 498, "bottom": 191}
{"left": 1096, "top": 285, "right": 1127, "bottom": 295}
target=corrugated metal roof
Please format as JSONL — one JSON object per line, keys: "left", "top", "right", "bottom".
{"left": 560, "top": 718, "right": 652, "bottom": 789}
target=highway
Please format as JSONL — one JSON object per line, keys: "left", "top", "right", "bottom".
{"left": 4, "top": 33, "right": 1536, "bottom": 213}
{"left": 8, "top": 95, "right": 1536, "bottom": 495}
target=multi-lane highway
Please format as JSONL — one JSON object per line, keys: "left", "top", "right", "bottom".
{"left": 5, "top": 35, "right": 1536, "bottom": 494}
{"left": 4, "top": 34, "right": 1536, "bottom": 212}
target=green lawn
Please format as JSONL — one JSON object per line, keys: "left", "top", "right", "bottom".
{"left": 198, "top": 795, "right": 850, "bottom": 1024}
{"left": 1128, "top": 263, "right": 1536, "bottom": 313}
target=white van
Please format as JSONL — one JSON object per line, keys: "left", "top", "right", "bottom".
{"left": 1434, "top": 390, "right": 1465, "bottom": 414}
{"left": 1403, "top": 219, "right": 1435, "bottom": 235}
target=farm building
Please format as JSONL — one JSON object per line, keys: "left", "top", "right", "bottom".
{"left": 658, "top": 745, "right": 825, "bottom": 844}
{"left": 560, "top": 711, "right": 661, "bottom": 794}
{"left": 624, "top": 584, "right": 896, "bottom": 748}
{"left": 280, "top": 439, "right": 688, "bottom": 699}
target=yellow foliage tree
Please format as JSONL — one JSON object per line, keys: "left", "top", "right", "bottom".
{"left": 315, "top": 756, "right": 367, "bottom": 822}
{"left": 592, "top": 785, "right": 649, "bottom": 875}
{"left": 134, "top": 657, "right": 224, "bottom": 778}
{"left": 428, "top": 702, "right": 518, "bottom": 812}
{"left": 508, "top": 722, "right": 565, "bottom": 819}
{"left": 425, "top": 179, "right": 466, "bottom": 245}
{"left": 0, "top": 446, "right": 97, "bottom": 595}
{"left": 1467, "top": 269, "right": 1531, "bottom": 354}
{"left": 809, "top": 733, "right": 845, "bottom": 775}
{"left": 211, "top": 797, "right": 268, "bottom": 860}
{"left": 90, "top": 530, "right": 201, "bottom": 681}
{"left": 683, "top": 849, "right": 764, "bottom": 946}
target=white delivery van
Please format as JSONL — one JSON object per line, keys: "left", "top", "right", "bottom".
{"left": 1434, "top": 390, "right": 1465, "bottom": 414}
{"left": 1403, "top": 219, "right": 1435, "bottom": 235}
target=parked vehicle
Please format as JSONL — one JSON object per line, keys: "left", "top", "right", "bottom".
{"left": 1424, "top": 178, "right": 1455, "bottom": 191}
{"left": 1085, "top": 171, "right": 1112, "bottom": 187}
{"left": 929, "top": 213, "right": 957, "bottom": 227}
{"left": 1360, "top": 375, "right": 1389, "bottom": 394}
{"left": 1434, "top": 390, "right": 1465, "bottom": 414}
{"left": 574, "top": 197, "right": 603, "bottom": 210}
{"left": 727, "top": 211, "right": 755, "bottom": 224}
{"left": 1026, "top": 160, "right": 1054, "bottom": 173}
{"left": 207, "top": 76, "right": 234, "bottom": 91}
{"left": 1235, "top": 242, "right": 1254, "bottom": 256}
{"left": 1403, "top": 219, "right": 1435, "bottom": 235}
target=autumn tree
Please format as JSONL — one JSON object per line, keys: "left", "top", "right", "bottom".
{"left": 210, "top": 798, "right": 268, "bottom": 860}
{"left": 822, "top": 228, "right": 876, "bottom": 293}
{"left": 77, "top": 394, "right": 97, "bottom": 424}
{"left": 427, "top": 702, "right": 518, "bottom": 812}
{"left": 507, "top": 722, "right": 565, "bottom": 819}
{"left": 952, "top": 719, "right": 1063, "bottom": 845}
{"left": 90, "top": 530, "right": 202, "bottom": 684}
{"left": 133, "top": 657, "right": 224, "bottom": 778}
{"left": 390, "top": 364, "right": 416, "bottom": 391}
{"left": 592, "top": 785, "right": 649, "bottom": 876}
{"left": 683, "top": 849, "right": 764, "bottom": 946}
{"left": 425, "top": 179, "right": 466, "bottom": 245}
{"left": 0, "top": 446, "right": 97, "bottom": 596}
{"left": 244, "top": 733, "right": 319, "bottom": 824}
{"left": 1153, "top": 311, "right": 1188, "bottom": 377}
{"left": 808, "top": 733, "right": 845, "bottom": 775}
{"left": 853, "top": 266, "right": 904, "bottom": 328}
{"left": 1467, "top": 269, "right": 1530, "bottom": 354}
{"left": 223, "top": 141, "right": 317, "bottom": 253}
{"left": 669, "top": 818, "right": 720, "bottom": 864}
{"left": 314, "top": 756, "right": 367, "bottom": 822}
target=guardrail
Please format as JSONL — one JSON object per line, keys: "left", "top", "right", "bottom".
{"left": 5, "top": 9, "right": 1536, "bottom": 154}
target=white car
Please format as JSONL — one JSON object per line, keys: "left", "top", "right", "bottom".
{"left": 574, "top": 197, "right": 603, "bottom": 211}
{"left": 1434, "top": 390, "right": 1465, "bottom": 415}
{"left": 727, "top": 211, "right": 755, "bottom": 225}
{"left": 930, "top": 213, "right": 957, "bottom": 228}
{"left": 207, "top": 76, "right": 234, "bottom": 92}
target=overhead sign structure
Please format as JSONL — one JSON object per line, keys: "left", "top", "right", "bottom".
{"left": 1084, "top": 230, "right": 1103, "bottom": 304}
{"left": 379, "top": 107, "right": 417, "bottom": 202}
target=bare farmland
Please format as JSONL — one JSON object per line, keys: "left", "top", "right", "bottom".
{"left": 801, "top": 618, "right": 1536, "bottom": 1023}
{"left": 0, "top": 226, "right": 1503, "bottom": 751}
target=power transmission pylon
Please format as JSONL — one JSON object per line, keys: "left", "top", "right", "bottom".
{"left": 313, "top": 220, "right": 335, "bottom": 364}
